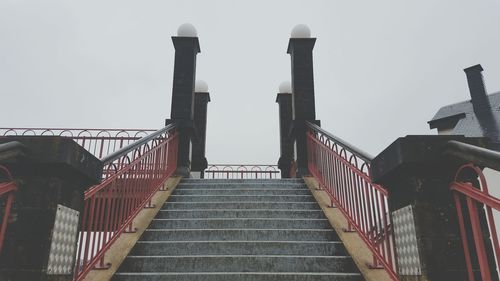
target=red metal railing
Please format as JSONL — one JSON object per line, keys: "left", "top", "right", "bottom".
{"left": 0, "top": 166, "right": 17, "bottom": 255}
{"left": 205, "top": 164, "right": 280, "bottom": 179}
{"left": 306, "top": 122, "right": 398, "bottom": 280}
{"left": 450, "top": 164, "right": 500, "bottom": 281}
{"left": 0, "top": 127, "right": 155, "bottom": 160}
{"left": 74, "top": 125, "right": 178, "bottom": 281}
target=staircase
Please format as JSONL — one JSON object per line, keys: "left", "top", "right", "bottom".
{"left": 112, "top": 179, "right": 364, "bottom": 281}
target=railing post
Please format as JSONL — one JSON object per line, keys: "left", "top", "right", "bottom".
{"left": 167, "top": 24, "right": 201, "bottom": 177}
{"left": 0, "top": 137, "right": 102, "bottom": 281}
{"left": 287, "top": 25, "right": 320, "bottom": 177}
{"left": 371, "top": 135, "right": 490, "bottom": 281}
{"left": 276, "top": 83, "right": 294, "bottom": 178}
{"left": 191, "top": 85, "right": 210, "bottom": 179}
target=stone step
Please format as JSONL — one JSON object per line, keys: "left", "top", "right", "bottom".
{"left": 118, "top": 255, "right": 358, "bottom": 273}
{"left": 167, "top": 195, "right": 316, "bottom": 203}
{"left": 172, "top": 188, "right": 311, "bottom": 195}
{"left": 112, "top": 272, "right": 364, "bottom": 281}
{"left": 181, "top": 179, "right": 304, "bottom": 184}
{"left": 156, "top": 209, "right": 326, "bottom": 219}
{"left": 148, "top": 218, "right": 332, "bottom": 229}
{"left": 162, "top": 202, "right": 321, "bottom": 210}
{"left": 129, "top": 241, "right": 347, "bottom": 256}
{"left": 113, "top": 179, "right": 363, "bottom": 281}
{"left": 140, "top": 229, "right": 339, "bottom": 241}
{"left": 176, "top": 182, "right": 307, "bottom": 189}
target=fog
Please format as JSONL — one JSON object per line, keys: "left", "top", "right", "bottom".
{"left": 1, "top": 0, "right": 500, "bottom": 164}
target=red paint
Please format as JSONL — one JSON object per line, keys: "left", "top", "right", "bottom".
{"left": 205, "top": 164, "right": 280, "bottom": 179}
{"left": 451, "top": 164, "right": 500, "bottom": 281}
{"left": 0, "top": 166, "right": 16, "bottom": 255}
{"left": 306, "top": 129, "right": 398, "bottom": 280}
{"left": 74, "top": 128, "right": 178, "bottom": 281}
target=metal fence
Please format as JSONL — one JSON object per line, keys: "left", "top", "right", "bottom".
{"left": 0, "top": 127, "right": 155, "bottom": 160}
{"left": 204, "top": 164, "right": 280, "bottom": 179}
{"left": 74, "top": 125, "right": 178, "bottom": 280}
{"left": 306, "top": 122, "right": 398, "bottom": 280}
{"left": 0, "top": 165, "right": 16, "bottom": 255}
{"left": 444, "top": 140, "right": 500, "bottom": 281}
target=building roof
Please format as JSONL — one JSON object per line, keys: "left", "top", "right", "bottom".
{"left": 428, "top": 91, "right": 500, "bottom": 137}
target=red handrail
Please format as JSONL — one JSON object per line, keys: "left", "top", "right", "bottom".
{"left": 205, "top": 164, "right": 280, "bottom": 179}
{"left": 73, "top": 128, "right": 178, "bottom": 281}
{"left": 306, "top": 128, "right": 398, "bottom": 280}
{"left": 450, "top": 164, "right": 500, "bottom": 281}
{"left": 0, "top": 165, "right": 17, "bottom": 255}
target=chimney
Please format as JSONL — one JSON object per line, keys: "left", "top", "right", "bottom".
{"left": 464, "top": 64, "right": 490, "bottom": 114}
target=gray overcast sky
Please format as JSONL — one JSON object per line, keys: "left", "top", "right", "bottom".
{"left": 1, "top": 0, "right": 500, "bottom": 164}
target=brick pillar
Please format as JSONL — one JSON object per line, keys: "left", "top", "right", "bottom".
{"left": 167, "top": 35, "right": 200, "bottom": 177}
{"left": 287, "top": 35, "right": 320, "bottom": 176}
{"left": 371, "top": 135, "right": 496, "bottom": 281}
{"left": 0, "top": 137, "right": 102, "bottom": 281}
{"left": 191, "top": 91, "right": 210, "bottom": 178}
{"left": 276, "top": 91, "right": 294, "bottom": 178}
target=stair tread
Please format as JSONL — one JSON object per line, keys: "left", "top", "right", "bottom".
{"left": 152, "top": 218, "right": 328, "bottom": 221}
{"left": 126, "top": 255, "right": 353, "bottom": 258}
{"left": 114, "top": 272, "right": 361, "bottom": 275}
{"left": 134, "top": 240, "right": 343, "bottom": 243}
{"left": 164, "top": 201, "right": 319, "bottom": 203}
{"left": 144, "top": 228, "right": 335, "bottom": 231}
{"left": 159, "top": 209, "right": 322, "bottom": 211}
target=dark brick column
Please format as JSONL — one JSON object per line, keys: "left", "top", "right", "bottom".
{"left": 191, "top": 91, "right": 210, "bottom": 178}
{"left": 0, "top": 137, "right": 102, "bottom": 281}
{"left": 371, "top": 135, "right": 495, "bottom": 281}
{"left": 167, "top": 36, "right": 200, "bottom": 177}
{"left": 287, "top": 37, "right": 320, "bottom": 176}
{"left": 276, "top": 92, "right": 294, "bottom": 178}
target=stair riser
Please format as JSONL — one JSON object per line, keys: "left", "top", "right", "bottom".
{"left": 119, "top": 256, "right": 358, "bottom": 273}
{"left": 112, "top": 273, "right": 363, "bottom": 281}
{"left": 173, "top": 189, "right": 311, "bottom": 195}
{"left": 168, "top": 195, "right": 316, "bottom": 203}
{"left": 148, "top": 219, "right": 332, "bottom": 229}
{"left": 156, "top": 210, "right": 326, "bottom": 219}
{"left": 181, "top": 179, "right": 304, "bottom": 184}
{"left": 162, "top": 202, "right": 321, "bottom": 210}
{"left": 140, "top": 229, "right": 339, "bottom": 241}
{"left": 130, "top": 241, "right": 347, "bottom": 256}
{"left": 177, "top": 183, "right": 307, "bottom": 189}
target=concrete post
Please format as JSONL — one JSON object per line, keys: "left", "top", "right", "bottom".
{"left": 191, "top": 91, "right": 210, "bottom": 178}
{"left": 276, "top": 92, "right": 294, "bottom": 178}
{"left": 168, "top": 35, "right": 201, "bottom": 177}
{"left": 371, "top": 135, "right": 496, "bottom": 281}
{"left": 287, "top": 36, "right": 320, "bottom": 176}
{"left": 0, "top": 137, "right": 102, "bottom": 281}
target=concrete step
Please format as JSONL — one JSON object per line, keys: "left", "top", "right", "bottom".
{"left": 172, "top": 188, "right": 311, "bottom": 195}
{"left": 129, "top": 241, "right": 347, "bottom": 256}
{"left": 113, "top": 179, "right": 364, "bottom": 281}
{"left": 118, "top": 255, "right": 358, "bottom": 273}
{"left": 112, "top": 272, "right": 364, "bottom": 281}
{"left": 140, "top": 229, "right": 339, "bottom": 241}
{"left": 156, "top": 209, "right": 326, "bottom": 219}
{"left": 181, "top": 179, "right": 304, "bottom": 184}
{"left": 162, "top": 202, "right": 321, "bottom": 210}
{"left": 167, "top": 195, "right": 316, "bottom": 202}
{"left": 148, "top": 218, "right": 332, "bottom": 229}
{"left": 176, "top": 182, "right": 307, "bottom": 189}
